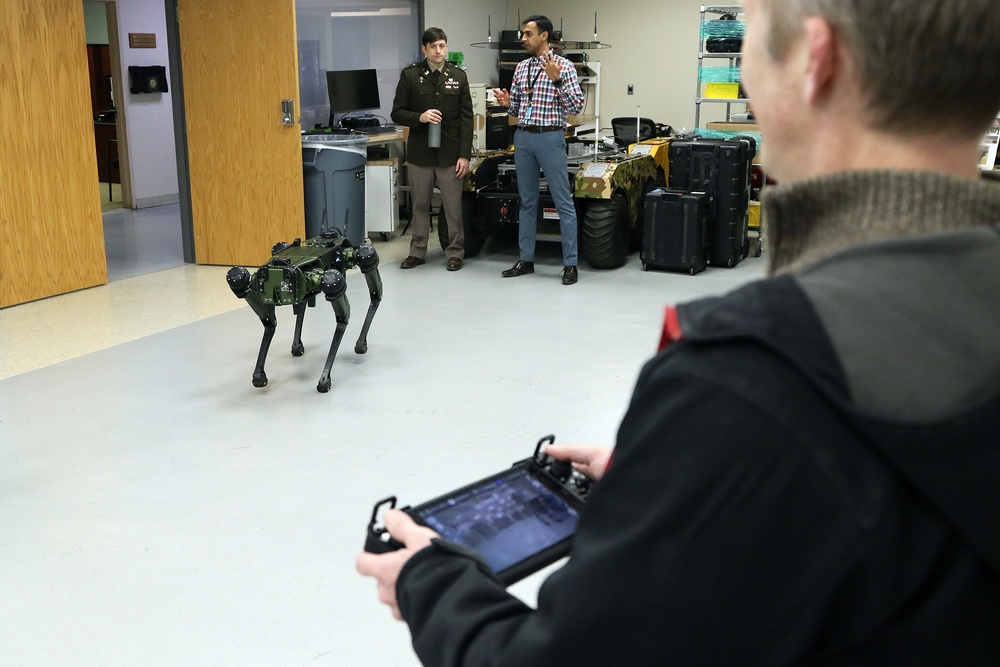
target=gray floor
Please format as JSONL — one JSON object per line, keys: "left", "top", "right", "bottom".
{"left": 0, "top": 232, "right": 766, "bottom": 665}
{"left": 103, "top": 203, "right": 186, "bottom": 282}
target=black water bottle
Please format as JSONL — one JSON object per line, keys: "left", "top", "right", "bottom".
{"left": 428, "top": 121, "right": 441, "bottom": 148}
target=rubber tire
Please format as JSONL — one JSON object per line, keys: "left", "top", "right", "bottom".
{"left": 438, "top": 193, "right": 485, "bottom": 258}
{"left": 581, "top": 192, "right": 630, "bottom": 269}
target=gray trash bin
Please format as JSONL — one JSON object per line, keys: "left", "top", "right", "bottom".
{"left": 302, "top": 133, "right": 368, "bottom": 245}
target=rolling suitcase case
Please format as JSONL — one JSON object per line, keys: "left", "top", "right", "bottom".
{"left": 668, "top": 136, "right": 756, "bottom": 268}
{"left": 712, "top": 139, "right": 754, "bottom": 267}
{"left": 641, "top": 189, "right": 710, "bottom": 275}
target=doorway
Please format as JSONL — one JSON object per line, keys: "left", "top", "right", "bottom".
{"left": 84, "top": 0, "right": 188, "bottom": 281}
{"left": 83, "top": 1, "right": 130, "bottom": 212}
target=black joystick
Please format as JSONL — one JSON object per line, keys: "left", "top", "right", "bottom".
{"left": 365, "top": 496, "right": 406, "bottom": 554}
{"left": 549, "top": 458, "right": 572, "bottom": 482}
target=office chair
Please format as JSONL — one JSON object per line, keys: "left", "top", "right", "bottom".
{"left": 611, "top": 117, "right": 671, "bottom": 148}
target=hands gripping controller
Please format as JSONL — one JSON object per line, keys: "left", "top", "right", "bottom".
{"left": 363, "top": 435, "right": 591, "bottom": 584}
{"left": 365, "top": 496, "right": 407, "bottom": 554}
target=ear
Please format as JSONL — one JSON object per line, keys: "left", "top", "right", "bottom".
{"left": 801, "top": 16, "right": 838, "bottom": 105}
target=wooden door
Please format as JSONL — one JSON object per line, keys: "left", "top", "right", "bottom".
{"left": 177, "top": 0, "right": 304, "bottom": 267}
{"left": 0, "top": 0, "right": 106, "bottom": 307}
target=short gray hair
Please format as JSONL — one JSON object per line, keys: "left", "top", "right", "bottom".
{"left": 762, "top": 0, "right": 1000, "bottom": 137}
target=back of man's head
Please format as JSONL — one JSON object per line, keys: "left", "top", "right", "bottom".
{"left": 763, "top": 0, "right": 1000, "bottom": 138}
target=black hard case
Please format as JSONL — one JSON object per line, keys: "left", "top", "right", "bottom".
{"left": 641, "top": 189, "right": 711, "bottom": 275}
{"left": 705, "top": 36, "right": 742, "bottom": 53}
{"left": 668, "top": 137, "right": 755, "bottom": 268}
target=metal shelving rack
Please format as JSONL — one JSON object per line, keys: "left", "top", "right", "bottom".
{"left": 563, "top": 56, "right": 601, "bottom": 136}
{"left": 695, "top": 5, "right": 768, "bottom": 257}
{"left": 695, "top": 5, "right": 749, "bottom": 129}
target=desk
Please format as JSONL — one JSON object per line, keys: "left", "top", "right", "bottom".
{"left": 363, "top": 128, "right": 407, "bottom": 146}
{"left": 366, "top": 158, "right": 399, "bottom": 239}
{"left": 94, "top": 122, "right": 119, "bottom": 183}
{"left": 364, "top": 127, "right": 407, "bottom": 239}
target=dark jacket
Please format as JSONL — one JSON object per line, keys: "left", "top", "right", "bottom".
{"left": 395, "top": 226, "right": 1000, "bottom": 666}
{"left": 391, "top": 59, "right": 473, "bottom": 168}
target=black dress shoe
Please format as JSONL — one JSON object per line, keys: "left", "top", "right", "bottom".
{"left": 400, "top": 255, "right": 425, "bottom": 269}
{"left": 562, "top": 265, "right": 578, "bottom": 285}
{"left": 501, "top": 260, "right": 534, "bottom": 278}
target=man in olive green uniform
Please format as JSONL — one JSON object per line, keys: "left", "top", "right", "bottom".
{"left": 391, "top": 27, "right": 474, "bottom": 271}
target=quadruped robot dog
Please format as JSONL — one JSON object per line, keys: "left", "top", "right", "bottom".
{"left": 226, "top": 226, "right": 383, "bottom": 393}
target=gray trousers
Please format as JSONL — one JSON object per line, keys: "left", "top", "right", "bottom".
{"left": 407, "top": 164, "right": 465, "bottom": 260}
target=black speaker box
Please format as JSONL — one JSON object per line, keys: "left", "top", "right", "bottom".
{"left": 128, "top": 65, "right": 168, "bottom": 94}
{"left": 486, "top": 114, "right": 511, "bottom": 149}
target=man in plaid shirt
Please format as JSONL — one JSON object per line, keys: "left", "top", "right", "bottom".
{"left": 493, "top": 15, "right": 585, "bottom": 285}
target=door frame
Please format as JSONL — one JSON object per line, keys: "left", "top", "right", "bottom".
{"left": 104, "top": 1, "right": 134, "bottom": 208}
{"left": 163, "top": 0, "right": 195, "bottom": 263}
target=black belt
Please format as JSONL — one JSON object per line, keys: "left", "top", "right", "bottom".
{"left": 517, "top": 125, "right": 564, "bottom": 133}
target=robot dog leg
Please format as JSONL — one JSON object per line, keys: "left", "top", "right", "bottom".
{"left": 317, "top": 269, "right": 349, "bottom": 393}
{"left": 226, "top": 266, "right": 277, "bottom": 388}
{"left": 352, "top": 244, "right": 383, "bottom": 355}
{"left": 290, "top": 299, "right": 312, "bottom": 357}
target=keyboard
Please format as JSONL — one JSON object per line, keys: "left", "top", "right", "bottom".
{"left": 358, "top": 125, "right": 400, "bottom": 135}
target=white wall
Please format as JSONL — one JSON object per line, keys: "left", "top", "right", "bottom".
{"left": 113, "top": 0, "right": 180, "bottom": 208}
{"left": 424, "top": 0, "right": 513, "bottom": 87}
{"left": 457, "top": 0, "right": 737, "bottom": 132}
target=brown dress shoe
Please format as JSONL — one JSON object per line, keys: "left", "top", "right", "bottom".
{"left": 562, "top": 265, "right": 578, "bottom": 285}
{"left": 447, "top": 257, "right": 463, "bottom": 271}
{"left": 400, "top": 256, "right": 425, "bottom": 269}
{"left": 501, "top": 260, "right": 534, "bottom": 278}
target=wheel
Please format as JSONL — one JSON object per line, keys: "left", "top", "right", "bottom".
{"left": 581, "top": 192, "right": 630, "bottom": 269}
{"left": 438, "top": 193, "right": 485, "bottom": 257}
{"left": 380, "top": 232, "right": 389, "bottom": 241}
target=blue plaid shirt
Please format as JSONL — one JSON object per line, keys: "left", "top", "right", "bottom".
{"left": 508, "top": 52, "right": 584, "bottom": 127}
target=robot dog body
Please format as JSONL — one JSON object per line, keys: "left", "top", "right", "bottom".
{"left": 226, "top": 229, "right": 382, "bottom": 392}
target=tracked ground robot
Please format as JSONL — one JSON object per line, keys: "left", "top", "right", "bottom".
{"left": 226, "top": 227, "right": 383, "bottom": 393}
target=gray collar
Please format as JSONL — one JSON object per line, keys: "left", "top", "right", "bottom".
{"left": 764, "top": 170, "right": 1000, "bottom": 276}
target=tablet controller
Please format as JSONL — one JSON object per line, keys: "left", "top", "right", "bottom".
{"left": 365, "top": 435, "right": 591, "bottom": 557}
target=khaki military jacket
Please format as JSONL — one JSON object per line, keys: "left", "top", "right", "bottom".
{"left": 391, "top": 59, "right": 473, "bottom": 167}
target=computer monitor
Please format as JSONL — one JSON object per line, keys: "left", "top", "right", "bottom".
{"left": 326, "top": 69, "right": 381, "bottom": 116}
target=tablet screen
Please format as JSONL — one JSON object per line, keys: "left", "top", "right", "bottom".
{"left": 412, "top": 465, "right": 581, "bottom": 576}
